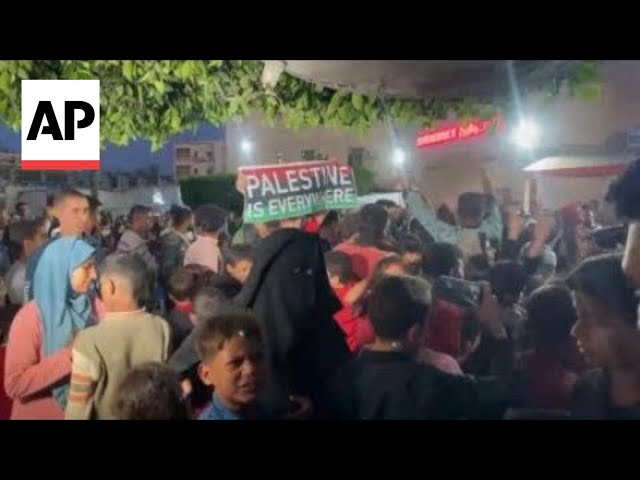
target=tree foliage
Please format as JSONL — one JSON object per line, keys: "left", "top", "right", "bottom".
{"left": 0, "top": 60, "right": 601, "bottom": 151}
{"left": 180, "top": 174, "right": 244, "bottom": 213}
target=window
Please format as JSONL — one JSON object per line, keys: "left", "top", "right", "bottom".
{"left": 301, "top": 149, "right": 316, "bottom": 161}
{"left": 176, "top": 165, "right": 191, "bottom": 178}
{"left": 302, "top": 149, "right": 328, "bottom": 161}
{"left": 176, "top": 147, "right": 191, "bottom": 158}
{"left": 193, "top": 168, "right": 199, "bottom": 175}
{"left": 207, "top": 168, "right": 213, "bottom": 175}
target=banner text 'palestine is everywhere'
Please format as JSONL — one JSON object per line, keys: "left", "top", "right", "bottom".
{"left": 239, "top": 159, "right": 358, "bottom": 223}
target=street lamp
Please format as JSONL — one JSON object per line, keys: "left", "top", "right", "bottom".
{"left": 392, "top": 147, "right": 406, "bottom": 166}
{"left": 241, "top": 139, "right": 253, "bottom": 154}
{"left": 512, "top": 119, "right": 539, "bottom": 150}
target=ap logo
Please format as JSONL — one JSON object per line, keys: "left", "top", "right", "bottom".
{"left": 21, "top": 79, "right": 100, "bottom": 170}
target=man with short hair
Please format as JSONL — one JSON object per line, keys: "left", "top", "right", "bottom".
{"left": 183, "top": 204, "right": 227, "bottom": 273}
{"left": 24, "top": 189, "right": 90, "bottom": 301}
{"left": 116, "top": 205, "right": 157, "bottom": 278}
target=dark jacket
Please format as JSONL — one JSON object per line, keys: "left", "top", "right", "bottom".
{"left": 325, "top": 350, "right": 510, "bottom": 420}
{"left": 571, "top": 368, "right": 640, "bottom": 419}
{"left": 169, "top": 228, "right": 351, "bottom": 415}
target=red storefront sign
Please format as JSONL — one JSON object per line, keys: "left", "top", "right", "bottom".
{"left": 416, "top": 114, "right": 503, "bottom": 149}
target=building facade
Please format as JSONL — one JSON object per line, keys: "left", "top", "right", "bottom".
{"left": 174, "top": 141, "right": 227, "bottom": 179}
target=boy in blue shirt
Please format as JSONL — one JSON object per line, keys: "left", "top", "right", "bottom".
{"left": 196, "top": 313, "right": 272, "bottom": 420}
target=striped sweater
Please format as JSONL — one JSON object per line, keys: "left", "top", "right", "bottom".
{"left": 65, "top": 310, "right": 170, "bottom": 420}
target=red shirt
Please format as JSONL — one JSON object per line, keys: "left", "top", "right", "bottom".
{"left": 0, "top": 346, "right": 13, "bottom": 420}
{"left": 425, "top": 299, "right": 465, "bottom": 358}
{"left": 304, "top": 217, "right": 320, "bottom": 234}
{"left": 173, "top": 301, "right": 194, "bottom": 315}
{"left": 333, "top": 285, "right": 365, "bottom": 353}
{"left": 333, "top": 242, "right": 389, "bottom": 280}
{"left": 523, "top": 352, "right": 578, "bottom": 410}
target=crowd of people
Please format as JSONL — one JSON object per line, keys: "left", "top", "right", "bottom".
{"left": 0, "top": 159, "right": 638, "bottom": 420}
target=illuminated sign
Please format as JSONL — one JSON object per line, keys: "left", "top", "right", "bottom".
{"left": 416, "top": 114, "right": 503, "bottom": 149}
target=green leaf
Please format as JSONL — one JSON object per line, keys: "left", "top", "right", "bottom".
{"left": 123, "top": 61, "right": 134, "bottom": 80}
{"left": 351, "top": 93, "right": 364, "bottom": 111}
{"left": 153, "top": 81, "right": 166, "bottom": 95}
{"left": 572, "top": 82, "right": 602, "bottom": 102}
{"left": 326, "top": 91, "right": 344, "bottom": 118}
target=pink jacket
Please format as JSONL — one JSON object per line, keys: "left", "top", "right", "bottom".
{"left": 4, "top": 299, "right": 105, "bottom": 420}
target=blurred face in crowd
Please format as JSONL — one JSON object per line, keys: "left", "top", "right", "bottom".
{"left": 176, "top": 214, "right": 194, "bottom": 234}
{"left": 381, "top": 261, "right": 406, "bottom": 277}
{"left": 24, "top": 224, "right": 48, "bottom": 258}
{"left": 401, "top": 252, "right": 423, "bottom": 275}
{"left": 198, "top": 336, "right": 266, "bottom": 410}
{"left": 387, "top": 206, "right": 404, "bottom": 223}
{"left": 70, "top": 259, "right": 98, "bottom": 294}
{"left": 18, "top": 204, "right": 30, "bottom": 219}
{"left": 451, "top": 258, "right": 465, "bottom": 279}
{"left": 57, "top": 195, "right": 90, "bottom": 236}
{"left": 86, "top": 208, "right": 100, "bottom": 236}
{"left": 132, "top": 211, "right": 154, "bottom": 238}
{"left": 571, "top": 291, "right": 631, "bottom": 368}
{"left": 226, "top": 259, "right": 253, "bottom": 284}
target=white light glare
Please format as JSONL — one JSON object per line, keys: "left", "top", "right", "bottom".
{"left": 240, "top": 140, "right": 253, "bottom": 154}
{"left": 392, "top": 148, "right": 405, "bottom": 166}
{"left": 512, "top": 120, "right": 539, "bottom": 149}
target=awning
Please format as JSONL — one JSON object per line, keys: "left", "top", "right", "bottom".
{"left": 523, "top": 154, "right": 629, "bottom": 177}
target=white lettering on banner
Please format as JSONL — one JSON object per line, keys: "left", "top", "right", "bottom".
{"left": 261, "top": 174, "right": 276, "bottom": 197}
{"left": 286, "top": 170, "right": 300, "bottom": 193}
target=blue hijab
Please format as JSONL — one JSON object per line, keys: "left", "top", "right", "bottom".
{"left": 33, "top": 236, "right": 96, "bottom": 408}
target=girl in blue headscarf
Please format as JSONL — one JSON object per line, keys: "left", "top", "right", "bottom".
{"left": 4, "top": 236, "right": 101, "bottom": 419}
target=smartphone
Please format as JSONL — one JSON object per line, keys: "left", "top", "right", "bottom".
{"left": 432, "top": 276, "right": 483, "bottom": 308}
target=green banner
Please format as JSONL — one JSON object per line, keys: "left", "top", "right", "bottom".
{"left": 239, "top": 159, "right": 358, "bottom": 224}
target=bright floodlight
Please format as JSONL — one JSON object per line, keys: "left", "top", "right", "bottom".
{"left": 512, "top": 120, "right": 539, "bottom": 149}
{"left": 241, "top": 140, "right": 252, "bottom": 154}
{"left": 392, "top": 148, "right": 405, "bottom": 166}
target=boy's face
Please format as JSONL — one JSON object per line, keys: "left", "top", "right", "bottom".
{"left": 226, "top": 259, "right": 253, "bottom": 284}
{"left": 327, "top": 271, "right": 342, "bottom": 290}
{"left": 401, "top": 252, "right": 423, "bottom": 274}
{"left": 198, "top": 336, "right": 266, "bottom": 410}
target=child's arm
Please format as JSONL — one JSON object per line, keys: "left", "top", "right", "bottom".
{"left": 4, "top": 307, "right": 72, "bottom": 400}
{"left": 65, "top": 335, "right": 100, "bottom": 420}
{"left": 343, "top": 278, "right": 370, "bottom": 307}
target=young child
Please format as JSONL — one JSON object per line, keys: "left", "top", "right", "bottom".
{"left": 325, "top": 251, "right": 363, "bottom": 353}
{"left": 326, "top": 276, "right": 509, "bottom": 420}
{"left": 488, "top": 260, "right": 527, "bottom": 364}
{"left": 398, "top": 234, "right": 425, "bottom": 275}
{"left": 223, "top": 244, "right": 253, "bottom": 285}
{"left": 210, "top": 244, "right": 253, "bottom": 298}
{"left": 195, "top": 313, "right": 272, "bottom": 420}
{"left": 65, "top": 253, "right": 171, "bottom": 420}
{"left": 166, "top": 268, "right": 199, "bottom": 352}
{"left": 111, "top": 362, "right": 190, "bottom": 420}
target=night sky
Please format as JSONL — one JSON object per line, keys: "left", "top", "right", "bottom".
{"left": 0, "top": 123, "right": 225, "bottom": 175}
